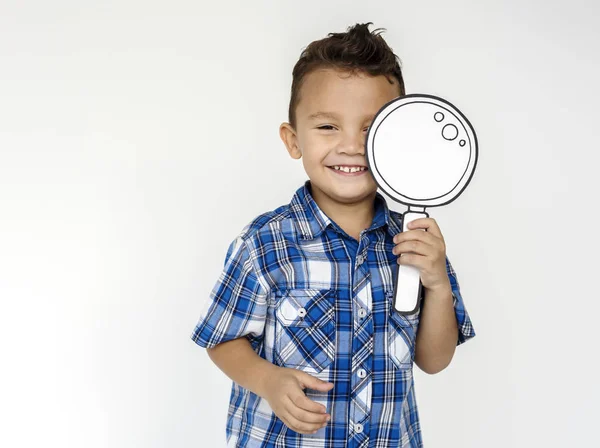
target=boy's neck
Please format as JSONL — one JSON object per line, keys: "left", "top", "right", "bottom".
{"left": 310, "top": 184, "right": 376, "bottom": 242}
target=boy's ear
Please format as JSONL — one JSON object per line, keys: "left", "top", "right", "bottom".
{"left": 279, "top": 122, "right": 302, "bottom": 160}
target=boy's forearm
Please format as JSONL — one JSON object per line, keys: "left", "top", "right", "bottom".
{"left": 414, "top": 282, "right": 458, "bottom": 374}
{"left": 206, "top": 337, "right": 279, "bottom": 397}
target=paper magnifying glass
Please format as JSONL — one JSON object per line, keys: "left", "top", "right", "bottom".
{"left": 365, "top": 94, "right": 478, "bottom": 315}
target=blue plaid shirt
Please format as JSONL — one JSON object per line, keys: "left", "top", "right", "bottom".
{"left": 191, "top": 181, "right": 475, "bottom": 447}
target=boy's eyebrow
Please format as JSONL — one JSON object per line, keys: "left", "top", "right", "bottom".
{"left": 307, "top": 111, "right": 376, "bottom": 121}
{"left": 307, "top": 111, "right": 340, "bottom": 120}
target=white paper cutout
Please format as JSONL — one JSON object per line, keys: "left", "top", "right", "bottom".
{"left": 365, "top": 94, "right": 478, "bottom": 314}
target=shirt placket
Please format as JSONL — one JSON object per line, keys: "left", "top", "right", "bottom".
{"left": 348, "top": 232, "right": 373, "bottom": 448}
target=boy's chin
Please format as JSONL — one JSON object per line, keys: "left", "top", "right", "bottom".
{"left": 311, "top": 180, "right": 377, "bottom": 204}
{"left": 334, "top": 190, "right": 377, "bottom": 204}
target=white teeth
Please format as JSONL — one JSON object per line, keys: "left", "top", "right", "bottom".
{"left": 332, "top": 165, "right": 366, "bottom": 173}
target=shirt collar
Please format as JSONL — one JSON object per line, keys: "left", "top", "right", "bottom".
{"left": 289, "top": 181, "right": 402, "bottom": 240}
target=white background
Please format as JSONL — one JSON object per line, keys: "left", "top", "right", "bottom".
{"left": 1, "top": 1, "right": 599, "bottom": 447}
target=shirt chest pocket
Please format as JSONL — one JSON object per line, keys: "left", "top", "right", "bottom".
{"left": 387, "top": 291, "right": 421, "bottom": 370}
{"left": 274, "top": 289, "right": 336, "bottom": 374}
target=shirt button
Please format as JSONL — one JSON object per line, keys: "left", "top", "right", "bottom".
{"left": 356, "top": 254, "right": 364, "bottom": 265}
{"left": 355, "top": 423, "right": 364, "bottom": 434}
{"left": 357, "top": 368, "right": 367, "bottom": 379}
{"left": 297, "top": 307, "right": 307, "bottom": 318}
{"left": 358, "top": 308, "right": 367, "bottom": 319}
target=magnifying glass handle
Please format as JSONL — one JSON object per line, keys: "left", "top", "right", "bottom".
{"left": 394, "top": 211, "right": 429, "bottom": 314}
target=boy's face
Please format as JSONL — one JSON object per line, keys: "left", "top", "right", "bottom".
{"left": 280, "top": 68, "right": 401, "bottom": 209}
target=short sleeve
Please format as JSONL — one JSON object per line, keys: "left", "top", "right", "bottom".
{"left": 190, "top": 235, "right": 268, "bottom": 350}
{"left": 446, "top": 256, "right": 476, "bottom": 345}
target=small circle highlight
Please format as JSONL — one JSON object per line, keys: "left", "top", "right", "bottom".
{"left": 442, "top": 124, "right": 458, "bottom": 141}
{"left": 434, "top": 112, "right": 444, "bottom": 122}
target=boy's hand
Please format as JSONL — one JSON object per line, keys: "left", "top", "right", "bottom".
{"left": 262, "top": 366, "right": 333, "bottom": 435}
{"left": 392, "top": 218, "right": 451, "bottom": 293}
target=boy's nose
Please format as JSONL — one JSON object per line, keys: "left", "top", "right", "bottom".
{"left": 337, "top": 131, "right": 365, "bottom": 155}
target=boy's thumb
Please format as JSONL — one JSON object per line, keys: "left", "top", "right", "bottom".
{"left": 300, "top": 372, "right": 334, "bottom": 391}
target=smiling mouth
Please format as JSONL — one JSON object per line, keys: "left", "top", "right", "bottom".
{"left": 328, "top": 165, "right": 368, "bottom": 173}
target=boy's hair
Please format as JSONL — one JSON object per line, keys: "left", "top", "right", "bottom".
{"left": 288, "top": 22, "right": 406, "bottom": 129}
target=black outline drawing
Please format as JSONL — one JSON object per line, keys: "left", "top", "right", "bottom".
{"left": 365, "top": 94, "right": 479, "bottom": 315}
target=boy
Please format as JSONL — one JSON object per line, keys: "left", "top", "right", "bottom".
{"left": 191, "top": 22, "right": 475, "bottom": 447}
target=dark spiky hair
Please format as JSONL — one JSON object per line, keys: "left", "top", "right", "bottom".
{"left": 288, "top": 22, "right": 405, "bottom": 128}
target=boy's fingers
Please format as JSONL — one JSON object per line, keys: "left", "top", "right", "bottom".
{"left": 403, "top": 218, "right": 444, "bottom": 239}
{"left": 298, "top": 372, "right": 334, "bottom": 392}
{"left": 289, "top": 404, "right": 329, "bottom": 424}
{"left": 281, "top": 405, "right": 324, "bottom": 433}
{"left": 289, "top": 392, "right": 329, "bottom": 417}
{"left": 393, "top": 230, "right": 435, "bottom": 246}
{"left": 393, "top": 241, "right": 432, "bottom": 257}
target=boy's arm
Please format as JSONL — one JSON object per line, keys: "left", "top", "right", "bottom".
{"left": 206, "top": 337, "right": 334, "bottom": 435}
{"left": 392, "top": 218, "right": 476, "bottom": 375}
{"left": 414, "top": 282, "right": 458, "bottom": 374}
{"left": 192, "top": 235, "right": 333, "bottom": 433}
{"left": 206, "top": 336, "right": 278, "bottom": 397}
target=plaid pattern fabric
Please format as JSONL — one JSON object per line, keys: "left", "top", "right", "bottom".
{"left": 191, "top": 181, "right": 475, "bottom": 447}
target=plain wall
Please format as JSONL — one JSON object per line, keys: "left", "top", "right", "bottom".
{"left": 1, "top": 0, "right": 599, "bottom": 446}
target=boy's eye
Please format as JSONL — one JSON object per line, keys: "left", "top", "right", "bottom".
{"left": 316, "top": 125, "right": 370, "bottom": 131}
